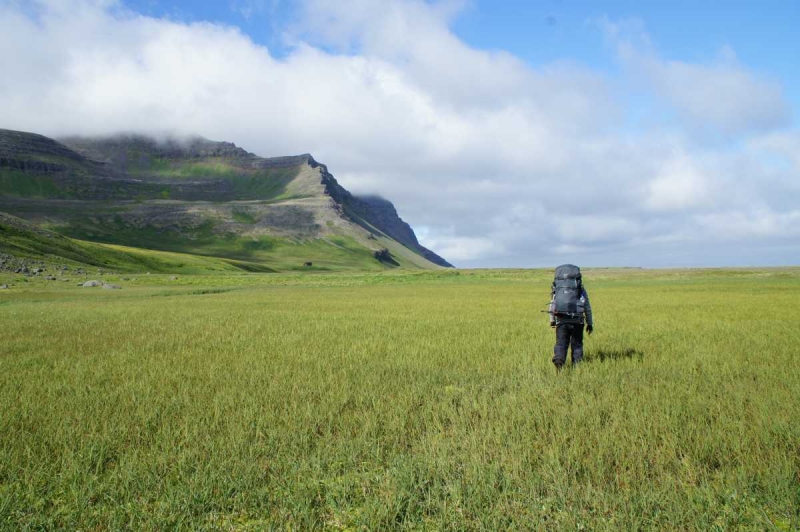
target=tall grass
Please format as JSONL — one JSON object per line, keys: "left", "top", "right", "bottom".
{"left": 1, "top": 269, "right": 798, "bottom": 530}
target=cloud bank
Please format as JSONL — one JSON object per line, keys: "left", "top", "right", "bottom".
{"left": 1, "top": 0, "right": 798, "bottom": 266}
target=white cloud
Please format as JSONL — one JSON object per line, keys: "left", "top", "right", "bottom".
{"left": 645, "top": 154, "right": 710, "bottom": 212}
{"left": 600, "top": 17, "right": 791, "bottom": 136}
{"left": 0, "top": 1, "right": 797, "bottom": 267}
{"left": 748, "top": 132, "right": 800, "bottom": 173}
{"left": 417, "top": 233, "right": 503, "bottom": 262}
{"left": 696, "top": 209, "right": 800, "bottom": 241}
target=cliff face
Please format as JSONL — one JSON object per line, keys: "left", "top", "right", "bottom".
{"left": 0, "top": 129, "right": 452, "bottom": 270}
{"left": 60, "top": 134, "right": 313, "bottom": 171}
{"left": 0, "top": 129, "right": 105, "bottom": 175}
{"left": 309, "top": 158, "right": 452, "bottom": 268}
{"left": 344, "top": 196, "right": 452, "bottom": 268}
{"left": 0, "top": 129, "right": 89, "bottom": 164}
{"left": 61, "top": 135, "right": 253, "bottom": 163}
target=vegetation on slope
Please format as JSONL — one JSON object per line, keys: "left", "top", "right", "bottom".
{"left": 0, "top": 211, "right": 260, "bottom": 273}
{"left": 0, "top": 163, "right": 303, "bottom": 202}
{"left": 0, "top": 210, "right": 425, "bottom": 274}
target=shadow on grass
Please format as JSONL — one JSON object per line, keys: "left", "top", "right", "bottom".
{"left": 584, "top": 348, "right": 644, "bottom": 363}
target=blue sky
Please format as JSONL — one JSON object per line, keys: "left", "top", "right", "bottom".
{"left": 2, "top": 0, "right": 799, "bottom": 267}
{"left": 123, "top": 0, "right": 800, "bottom": 104}
{"left": 458, "top": 1, "right": 800, "bottom": 108}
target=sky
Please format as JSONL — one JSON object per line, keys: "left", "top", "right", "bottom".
{"left": 1, "top": 0, "right": 799, "bottom": 268}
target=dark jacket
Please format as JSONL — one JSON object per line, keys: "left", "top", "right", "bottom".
{"left": 549, "top": 287, "right": 593, "bottom": 326}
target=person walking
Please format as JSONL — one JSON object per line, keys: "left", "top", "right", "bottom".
{"left": 548, "top": 264, "right": 593, "bottom": 369}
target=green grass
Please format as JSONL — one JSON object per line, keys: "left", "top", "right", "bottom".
{"left": 59, "top": 218, "right": 416, "bottom": 271}
{"left": 125, "top": 157, "right": 241, "bottom": 178}
{"left": 1, "top": 158, "right": 302, "bottom": 201}
{"left": 0, "top": 268, "right": 798, "bottom": 530}
{"left": 0, "top": 169, "right": 64, "bottom": 198}
{"left": 232, "top": 209, "right": 258, "bottom": 224}
{"left": 129, "top": 158, "right": 302, "bottom": 200}
{"left": 0, "top": 212, "right": 265, "bottom": 274}
{"left": 2, "top": 211, "right": 430, "bottom": 273}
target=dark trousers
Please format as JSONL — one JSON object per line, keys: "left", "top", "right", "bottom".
{"left": 553, "top": 322, "right": 584, "bottom": 367}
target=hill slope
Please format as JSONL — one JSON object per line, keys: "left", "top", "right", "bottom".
{"left": 0, "top": 129, "right": 452, "bottom": 271}
{"left": 0, "top": 210, "right": 271, "bottom": 274}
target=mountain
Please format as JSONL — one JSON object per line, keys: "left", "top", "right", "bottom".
{"left": 0, "top": 128, "right": 452, "bottom": 271}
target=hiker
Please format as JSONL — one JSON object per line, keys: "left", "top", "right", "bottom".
{"left": 548, "top": 264, "right": 593, "bottom": 369}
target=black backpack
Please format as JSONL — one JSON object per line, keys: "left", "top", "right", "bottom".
{"left": 552, "top": 264, "right": 583, "bottom": 318}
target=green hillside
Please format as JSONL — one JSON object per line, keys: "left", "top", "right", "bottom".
{"left": 0, "top": 129, "right": 452, "bottom": 271}
{"left": 0, "top": 211, "right": 258, "bottom": 273}
{"left": 0, "top": 210, "right": 429, "bottom": 274}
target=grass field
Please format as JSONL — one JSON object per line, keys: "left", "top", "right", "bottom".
{"left": 1, "top": 268, "right": 799, "bottom": 530}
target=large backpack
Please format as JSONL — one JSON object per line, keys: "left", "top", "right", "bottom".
{"left": 552, "top": 264, "right": 583, "bottom": 318}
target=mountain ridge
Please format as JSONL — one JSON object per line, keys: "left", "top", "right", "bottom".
{"left": 0, "top": 128, "right": 452, "bottom": 271}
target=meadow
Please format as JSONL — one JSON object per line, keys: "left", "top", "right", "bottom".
{"left": 1, "top": 268, "right": 798, "bottom": 530}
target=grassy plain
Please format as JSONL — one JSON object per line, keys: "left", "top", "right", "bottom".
{"left": 1, "top": 268, "right": 799, "bottom": 530}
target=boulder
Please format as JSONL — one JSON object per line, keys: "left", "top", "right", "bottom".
{"left": 0, "top": 284, "right": 8, "bottom": 290}
{"left": 102, "top": 283, "right": 122, "bottom": 290}
{"left": 82, "top": 280, "right": 103, "bottom": 287}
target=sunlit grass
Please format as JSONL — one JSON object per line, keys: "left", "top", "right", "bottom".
{"left": 1, "top": 268, "right": 798, "bottom": 530}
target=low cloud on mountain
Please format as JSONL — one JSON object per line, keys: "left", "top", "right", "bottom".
{"left": 1, "top": 0, "right": 798, "bottom": 266}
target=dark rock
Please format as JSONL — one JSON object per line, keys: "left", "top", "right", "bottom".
{"left": 373, "top": 248, "right": 399, "bottom": 266}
